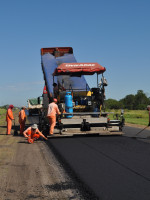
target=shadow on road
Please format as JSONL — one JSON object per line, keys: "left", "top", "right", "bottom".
{"left": 44, "top": 181, "right": 78, "bottom": 191}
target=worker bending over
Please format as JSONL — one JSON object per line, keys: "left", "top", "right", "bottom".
{"left": 47, "top": 98, "right": 61, "bottom": 135}
{"left": 6, "top": 105, "right": 14, "bottom": 135}
{"left": 18, "top": 106, "right": 26, "bottom": 135}
{"left": 23, "top": 124, "right": 48, "bottom": 144}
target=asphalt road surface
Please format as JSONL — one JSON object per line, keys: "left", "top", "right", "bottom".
{"left": 46, "top": 126, "right": 150, "bottom": 200}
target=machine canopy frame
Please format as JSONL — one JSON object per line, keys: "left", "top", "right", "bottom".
{"left": 53, "top": 63, "right": 106, "bottom": 77}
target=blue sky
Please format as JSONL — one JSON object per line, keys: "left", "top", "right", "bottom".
{"left": 0, "top": 0, "right": 149, "bottom": 107}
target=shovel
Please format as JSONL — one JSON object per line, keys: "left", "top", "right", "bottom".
{"left": 13, "top": 119, "right": 18, "bottom": 136}
{"left": 131, "top": 106, "right": 150, "bottom": 139}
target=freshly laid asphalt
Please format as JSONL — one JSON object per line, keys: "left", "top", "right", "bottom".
{"left": 47, "top": 126, "right": 150, "bottom": 200}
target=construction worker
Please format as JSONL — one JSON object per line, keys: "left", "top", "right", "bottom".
{"left": 53, "top": 82, "right": 66, "bottom": 98}
{"left": 147, "top": 105, "right": 150, "bottom": 126}
{"left": 23, "top": 124, "right": 48, "bottom": 144}
{"left": 18, "top": 107, "right": 26, "bottom": 135}
{"left": 6, "top": 105, "right": 14, "bottom": 135}
{"left": 47, "top": 98, "right": 61, "bottom": 135}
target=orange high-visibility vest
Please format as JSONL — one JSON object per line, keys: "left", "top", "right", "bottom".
{"left": 6, "top": 108, "right": 14, "bottom": 121}
{"left": 19, "top": 109, "right": 26, "bottom": 123}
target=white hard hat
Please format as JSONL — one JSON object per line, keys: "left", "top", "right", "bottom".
{"left": 31, "top": 124, "right": 38, "bottom": 129}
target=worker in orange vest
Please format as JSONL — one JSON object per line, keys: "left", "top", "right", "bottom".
{"left": 18, "top": 106, "right": 26, "bottom": 135}
{"left": 47, "top": 98, "right": 61, "bottom": 135}
{"left": 6, "top": 105, "right": 14, "bottom": 135}
{"left": 23, "top": 124, "right": 48, "bottom": 143}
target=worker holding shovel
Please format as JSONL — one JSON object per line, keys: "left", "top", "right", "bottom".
{"left": 132, "top": 105, "right": 150, "bottom": 138}
{"left": 147, "top": 105, "right": 150, "bottom": 126}
{"left": 23, "top": 124, "right": 48, "bottom": 143}
{"left": 6, "top": 105, "right": 14, "bottom": 135}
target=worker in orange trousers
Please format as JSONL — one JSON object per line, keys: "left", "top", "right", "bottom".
{"left": 23, "top": 124, "right": 48, "bottom": 144}
{"left": 47, "top": 98, "right": 61, "bottom": 135}
{"left": 18, "top": 106, "right": 26, "bottom": 135}
{"left": 6, "top": 105, "right": 14, "bottom": 135}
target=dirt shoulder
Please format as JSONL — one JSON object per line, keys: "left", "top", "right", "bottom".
{"left": 0, "top": 111, "right": 85, "bottom": 199}
{"left": 0, "top": 135, "right": 21, "bottom": 194}
{"left": 125, "top": 123, "right": 150, "bottom": 130}
{"left": 0, "top": 134, "right": 86, "bottom": 200}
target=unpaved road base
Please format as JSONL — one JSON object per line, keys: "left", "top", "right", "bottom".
{"left": 0, "top": 135, "right": 86, "bottom": 200}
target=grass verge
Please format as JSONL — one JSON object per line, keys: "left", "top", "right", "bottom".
{"left": 106, "top": 109, "right": 149, "bottom": 126}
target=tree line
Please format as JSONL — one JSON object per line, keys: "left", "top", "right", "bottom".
{"left": 105, "top": 90, "right": 150, "bottom": 110}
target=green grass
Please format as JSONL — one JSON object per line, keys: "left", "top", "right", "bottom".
{"left": 0, "top": 108, "right": 6, "bottom": 116}
{"left": 106, "top": 109, "right": 149, "bottom": 126}
{"left": 0, "top": 108, "right": 7, "bottom": 125}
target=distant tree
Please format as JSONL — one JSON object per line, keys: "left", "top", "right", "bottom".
{"left": 120, "top": 94, "right": 135, "bottom": 110}
{"left": 117, "top": 90, "right": 149, "bottom": 110}
{"left": 105, "top": 99, "right": 123, "bottom": 109}
{"left": 0, "top": 105, "right": 9, "bottom": 109}
{"left": 134, "top": 90, "right": 149, "bottom": 110}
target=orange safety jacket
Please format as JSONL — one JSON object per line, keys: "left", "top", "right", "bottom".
{"left": 26, "top": 128, "right": 40, "bottom": 144}
{"left": 19, "top": 109, "right": 26, "bottom": 123}
{"left": 24, "top": 127, "right": 41, "bottom": 138}
{"left": 6, "top": 108, "right": 14, "bottom": 121}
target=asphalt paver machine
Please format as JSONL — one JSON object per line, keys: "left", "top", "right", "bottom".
{"left": 40, "top": 47, "right": 124, "bottom": 137}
